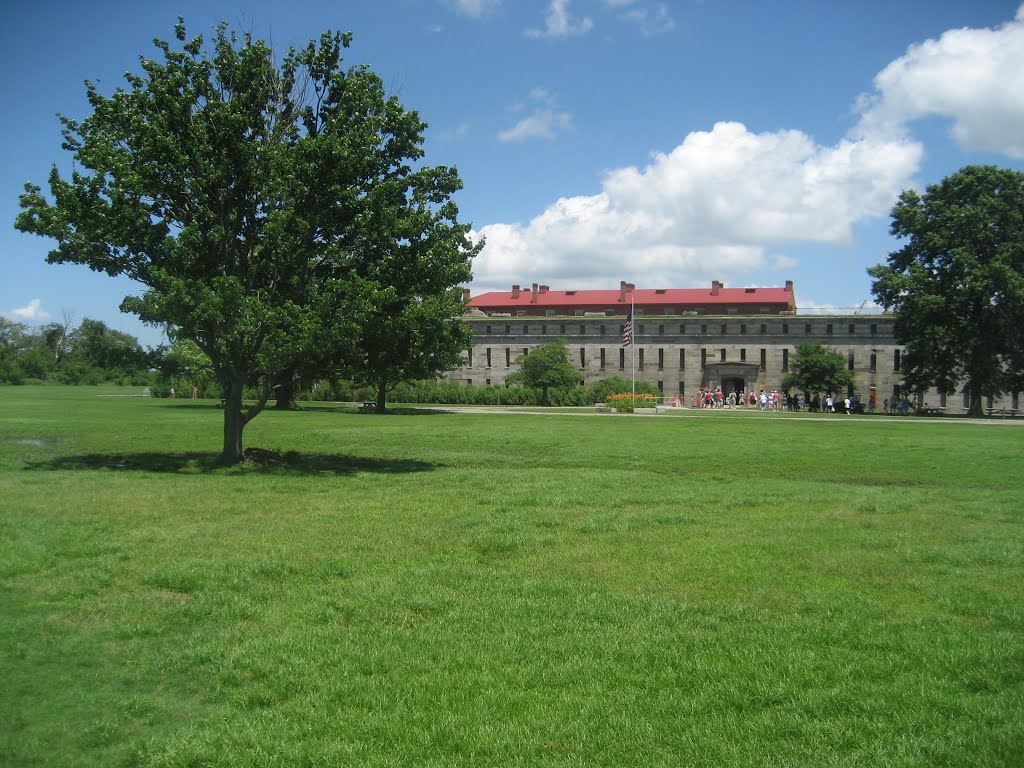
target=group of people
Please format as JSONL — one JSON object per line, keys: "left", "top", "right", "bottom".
{"left": 688, "top": 389, "right": 858, "bottom": 413}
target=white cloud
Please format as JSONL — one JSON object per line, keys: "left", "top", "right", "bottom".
{"left": 473, "top": 121, "right": 921, "bottom": 291}
{"left": 498, "top": 88, "right": 573, "bottom": 142}
{"left": 474, "top": 7, "right": 1024, "bottom": 295}
{"left": 855, "top": 5, "right": 1024, "bottom": 157}
{"left": 613, "top": 2, "right": 675, "bottom": 35}
{"left": 444, "top": 0, "right": 502, "bottom": 18}
{"left": 526, "top": 0, "right": 594, "bottom": 39}
{"left": 6, "top": 298, "right": 51, "bottom": 323}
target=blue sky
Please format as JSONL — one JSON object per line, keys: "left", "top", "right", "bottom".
{"left": 3, "top": 0, "right": 1024, "bottom": 347}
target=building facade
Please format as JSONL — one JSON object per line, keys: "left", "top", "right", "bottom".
{"left": 445, "top": 281, "right": 1019, "bottom": 414}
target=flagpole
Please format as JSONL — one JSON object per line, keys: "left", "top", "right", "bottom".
{"left": 630, "top": 292, "right": 635, "bottom": 400}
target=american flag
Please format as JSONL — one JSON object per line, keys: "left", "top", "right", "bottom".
{"left": 623, "top": 310, "right": 633, "bottom": 347}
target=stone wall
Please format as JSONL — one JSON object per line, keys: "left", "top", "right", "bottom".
{"left": 445, "top": 312, "right": 1019, "bottom": 414}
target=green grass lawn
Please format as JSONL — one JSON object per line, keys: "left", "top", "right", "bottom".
{"left": 2, "top": 386, "right": 1022, "bottom": 767}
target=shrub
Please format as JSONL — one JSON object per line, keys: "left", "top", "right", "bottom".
{"left": 605, "top": 392, "right": 658, "bottom": 414}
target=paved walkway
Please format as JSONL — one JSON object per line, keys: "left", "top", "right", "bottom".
{"left": 423, "top": 405, "right": 1024, "bottom": 426}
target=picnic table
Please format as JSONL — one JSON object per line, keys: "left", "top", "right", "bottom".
{"left": 360, "top": 402, "right": 377, "bottom": 413}
{"left": 986, "top": 407, "right": 1019, "bottom": 418}
{"left": 920, "top": 406, "right": 945, "bottom": 416}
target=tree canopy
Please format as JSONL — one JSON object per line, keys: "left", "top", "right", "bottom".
{"left": 781, "top": 342, "right": 855, "bottom": 397}
{"left": 16, "top": 19, "right": 477, "bottom": 461}
{"left": 506, "top": 340, "right": 583, "bottom": 406}
{"left": 868, "top": 165, "right": 1024, "bottom": 416}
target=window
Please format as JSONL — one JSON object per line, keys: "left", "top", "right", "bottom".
{"left": 619, "top": 348, "right": 625, "bottom": 369}
{"left": 740, "top": 348, "right": 746, "bottom": 362}
{"left": 505, "top": 348, "right": 511, "bottom": 367}
{"left": 760, "top": 323, "right": 767, "bottom": 334}
{"left": 638, "top": 349, "right": 645, "bottom": 370}
{"left": 486, "top": 325, "right": 491, "bottom": 334}
{"left": 727, "top": 307, "right": 738, "bottom": 315}
{"left": 523, "top": 324, "right": 529, "bottom": 334}
{"left": 485, "top": 378, "right": 490, "bottom": 386}
{"left": 760, "top": 348, "right": 766, "bottom": 371}
{"left": 658, "top": 348, "right": 664, "bottom": 370}
{"left": 870, "top": 323, "right": 878, "bottom": 335}
{"left": 560, "top": 324, "right": 566, "bottom": 334}
{"left": 963, "top": 389, "right": 970, "bottom": 408}
{"left": 545, "top": 309, "right": 555, "bottom": 317}
{"left": 805, "top": 323, "right": 812, "bottom": 335}
{"left": 939, "top": 393, "right": 947, "bottom": 407}
{"left": 575, "top": 310, "right": 585, "bottom": 317}
{"left": 522, "top": 348, "right": 528, "bottom": 356}
{"left": 701, "top": 348, "right": 707, "bottom": 368}
{"left": 826, "top": 323, "right": 833, "bottom": 335}
{"left": 701, "top": 324, "right": 708, "bottom": 334}
{"left": 720, "top": 348, "right": 726, "bottom": 361}
{"left": 638, "top": 324, "right": 645, "bottom": 334}
{"left": 679, "top": 324, "right": 686, "bottom": 334}
{"left": 1013, "top": 392, "right": 1020, "bottom": 410}
{"left": 658, "top": 324, "right": 665, "bottom": 335}
{"left": 467, "top": 348, "right": 472, "bottom": 366}
{"left": 505, "top": 324, "right": 511, "bottom": 334}
{"left": 600, "top": 348, "right": 606, "bottom": 369}
{"left": 782, "top": 323, "right": 789, "bottom": 334}
{"left": 579, "top": 325, "right": 585, "bottom": 336}
{"left": 740, "top": 324, "right": 747, "bottom": 334}
{"left": 664, "top": 307, "right": 675, "bottom": 315}
{"left": 657, "top": 381, "right": 664, "bottom": 393}
{"left": 894, "top": 349, "right": 901, "bottom": 372}
{"left": 720, "top": 323, "right": 727, "bottom": 334}
{"left": 541, "top": 324, "right": 547, "bottom": 334}
{"left": 486, "top": 348, "right": 492, "bottom": 368}
{"left": 580, "top": 348, "right": 586, "bottom": 367}
{"left": 516, "top": 310, "right": 527, "bottom": 317}
{"left": 599, "top": 325, "right": 605, "bottom": 336}
{"left": 848, "top": 352, "right": 854, "bottom": 371}
{"left": 848, "top": 323, "right": 855, "bottom": 334}
{"left": 782, "top": 348, "right": 789, "bottom": 371}
{"left": 987, "top": 395, "right": 994, "bottom": 409}
{"left": 679, "top": 349, "right": 685, "bottom": 369}
{"left": 870, "top": 353, "right": 877, "bottom": 372}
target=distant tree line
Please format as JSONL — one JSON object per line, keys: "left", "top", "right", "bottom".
{"left": 0, "top": 316, "right": 151, "bottom": 386}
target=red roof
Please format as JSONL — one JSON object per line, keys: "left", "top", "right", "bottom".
{"left": 468, "top": 281, "right": 796, "bottom": 313}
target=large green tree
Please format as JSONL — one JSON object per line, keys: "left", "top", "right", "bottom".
{"left": 781, "top": 342, "right": 855, "bottom": 398}
{"left": 353, "top": 287, "right": 473, "bottom": 413}
{"left": 506, "top": 340, "right": 583, "bottom": 406}
{"left": 868, "top": 165, "right": 1024, "bottom": 417}
{"left": 16, "top": 20, "right": 476, "bottom": 462}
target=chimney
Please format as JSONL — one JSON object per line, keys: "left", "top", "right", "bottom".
{"left": 539, "top": 284, "right": 549, "bottom": 294}
{"left": 619, "top": 280, "right": 636, "bottom": 302}
{"left": 531, "top": 282, "right": 539, "bottom": 304}
{"left": 462, "top": 288, "right": 471, "bottom": 303}
{"left": 785, "top": 280, "right": 793, "bottom": 292}
{"left": 711, "top": 280, "right": 723, "bottom": 296}
{"left": 511, "top": 284, "right": 520, "bottom": 299}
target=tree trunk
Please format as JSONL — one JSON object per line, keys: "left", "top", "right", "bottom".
{"left": 375, "top": 382, "right": 387, "bottom": 414}
{"left": 540, "top": 386, "right": 549, "bottom": 406}
{"left": 274, "top": 377, "right": 298, "bottom": 410}
{"left": 966, "top": 385, "right": 984, "bottom": 418}
{"left": 221, "top": 378, "right": 246, "bottom": 465}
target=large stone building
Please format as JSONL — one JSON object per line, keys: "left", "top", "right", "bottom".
{"left": 446, "top": 280, "right": 1019, "bottom": 414}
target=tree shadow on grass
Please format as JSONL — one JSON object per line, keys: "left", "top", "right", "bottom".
{"left": 24, "top": 449, "right": 439, "bottom": 476}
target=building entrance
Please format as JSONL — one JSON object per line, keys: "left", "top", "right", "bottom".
{"left": 722, "top": 376, "right": 745, "bottom": 396}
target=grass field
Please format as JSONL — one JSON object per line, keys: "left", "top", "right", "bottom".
{"left": 1, "top": 386, "right": 1022, "bottom": 767}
